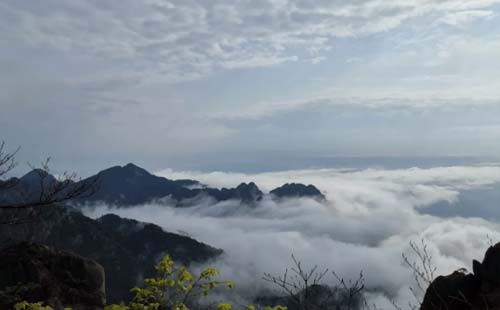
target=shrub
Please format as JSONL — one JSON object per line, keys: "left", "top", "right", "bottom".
{"left": 104, "top": 255, "right": 280, "bottom": 310}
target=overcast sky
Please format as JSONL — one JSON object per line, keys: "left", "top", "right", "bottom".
{"left": 2, "top": 0, "right": 500, "bottom": 174}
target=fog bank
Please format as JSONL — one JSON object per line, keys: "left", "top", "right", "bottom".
{"left": 84, "top": 165, "right": 500, "bottom": 308}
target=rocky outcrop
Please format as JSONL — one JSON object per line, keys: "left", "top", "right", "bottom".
{"left": 0, "top": 242, "right": 105, "bottom": 310}
{"left": 270, "top": 183, "right": 325, "bottom": 200}
{"left": 421, "top": 270, "right": 480, "bottom": 310}
{"left": 421, "top": 242, "right": 500, "bottom": 310}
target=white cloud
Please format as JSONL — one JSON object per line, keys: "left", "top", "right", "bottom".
{"left": 2, "top": 0, "right": 500, "bottom": 170}
{"left": 438, "top": 9, "right": 495, "bottom": 26}
{"left": 157, "top": 165, "right": 500, "bottom": 206}
{"left": 85, "top": 164, "right": 500, "bottom": 307}
{"left": 1, "top": 0, "right": 499, "bottom": 82}
{"left": 213, "top": 92, "right": 500, "bottom": 121}
{"left": 211, "top": 26, "right": 500, "bottom": 121}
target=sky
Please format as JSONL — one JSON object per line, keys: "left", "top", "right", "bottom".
{"left": 2, "top": 0, "right": 500, "bottom": 174}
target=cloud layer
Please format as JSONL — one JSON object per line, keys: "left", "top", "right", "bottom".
{"left": 85, "top": 164, "right": 500, "bottom": 308}
{"left": 4, "top": 0, "right": 499, "bottom": 80}
{"left": 2, "top": 1, "right": 500, "bottom": 173}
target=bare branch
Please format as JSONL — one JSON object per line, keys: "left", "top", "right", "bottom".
{"left": 0, "top": 142, "right": 98, "bottom": 226}
{"left": 263, "top": 254, "right": 366, "bottom": 310}
{"left": 0, "top": 141, "right": 19, "bottom": 179}
{"left": 396, "top": 239, "right": 438, "bottom": 310}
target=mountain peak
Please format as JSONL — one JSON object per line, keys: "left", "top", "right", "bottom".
{"left": 20, "top": 169, "right": 57, "bottom": 184}
{"left": 122, "top": 163, "right": 149, "bottom": 176}
{"left": 236, "top": 182, "right": 259, "bottom": 190}
{"left": 235, "top": 182, "right": 263, "bottom": 202}
{"left": 123, "top": 163, "right": 140, "bottom": 169}
{"left": 97, "top": 163, "right": 150, "bottom": 178}
{"left": 270, "top": 183, "right": 325, "bottom": 200}
{"left": 81, "top": 163, "right": 196, "bottom": 206}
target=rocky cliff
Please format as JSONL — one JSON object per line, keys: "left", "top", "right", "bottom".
{"left": 0, "top": 242, "right": 105, "bottom": 310}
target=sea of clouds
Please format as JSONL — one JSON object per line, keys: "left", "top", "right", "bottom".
{"left": 84, "top": 164, "right": 500, "bottom": 308}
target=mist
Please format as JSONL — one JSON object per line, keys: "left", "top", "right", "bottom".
{"left": 83, "top": 164, "right": 500, "bottom": 308}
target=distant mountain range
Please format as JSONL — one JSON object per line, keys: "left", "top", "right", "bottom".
{"left": 76, "top": 163, "right": 325, "bottom": 206}
{"left": 3, "top": 163, "right": 325, "bottom": 207}
{"left": 0, "top": 163, "right": 325, "bottom": 302}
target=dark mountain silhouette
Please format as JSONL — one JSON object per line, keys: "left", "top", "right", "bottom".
{"left": 270, "top": 183, "right": 325, "bottom": 200}
{"left": 74, "top": 163, "right": 325, "bottom": 206}
{"left": 0, "top": 163, "right": 330, "bottom": 306}
{"left": 19, "top": 169, "right": 58, "bottom": 186}
{"left": 0, "top": 206, "right": 221, "bottom": 303}
{"left": 75, "top": 163, "right": 266, "bottom": 206}
{"left": 1, "top": 163, "right": 326, "bottom": 207}
{"left": 77, "top": 163, "right": 198, "bottom": 205}
{"left": 173, "top": 179, "right": 205, "bottom": 189}
{"left": 0, "top": 169, "right": 59, "bottom": 205}
{"left": 0, "top": 242, "right": 106, "bottom": 310}
{"left": 97, "top": 213, "right": 221, "bottom": 265}
{"left": 202, "top": 182, "right": 263, "bottom": 203}
{"left": 421, "top": 242, "right": 500, "bottom": 310}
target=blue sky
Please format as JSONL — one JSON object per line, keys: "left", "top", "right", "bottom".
{"left": 1, "top": 0, "right": 500, "bottom": 173}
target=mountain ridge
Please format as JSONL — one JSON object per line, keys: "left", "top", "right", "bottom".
{"left": 0, "top": 206, "right": 221, "bottom": 303}
{"left": 67, "top": 163, "right": 325, "bottom": 206}
{"left": 2, "top": 163, "right": 326, "bottom": 207}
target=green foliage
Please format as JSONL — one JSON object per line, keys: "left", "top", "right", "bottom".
{"left": 0, "top": 283, "right": 41, "bottom": 306}
{"left": 105, "top": 255, "right": 250, "bottom": 310}
{"left": 13, "top": 301, "right": 52, "bottom": 310}
{"left": 11, "top": 256, "right": 287, "bottom": 310}
{"left": 13, "top": 301, "right": 72, "bottom": 310}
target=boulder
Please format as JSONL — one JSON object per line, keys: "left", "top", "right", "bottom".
{"left": 420, "top": 270, "right": 480, "bottom": 310}
{"left": 476, "top": 243, "right": 500, "bottom": 285}
{"left": 0, "top": 242, "right": 105, "bottom": 310}
{"left": 474, "top": 243, "right": 500, "bottom": 308}
{"left": 421, "top": 242, "right": 500, "bottom": 310}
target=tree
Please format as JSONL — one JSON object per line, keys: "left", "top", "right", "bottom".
{"left": 390, "top": 239, "right": 437, "bottom": 310}
{"left": 262, "top": 255, "right": 366, "bottom": 310}
{"left": 104, "top": 255, "right": 286, "bottom": 310}
{"left": 400, "top": 239, "right": 436, "bottom": 310}
{"left": 0, "top": 141, "right": 97, "bottom": 225}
